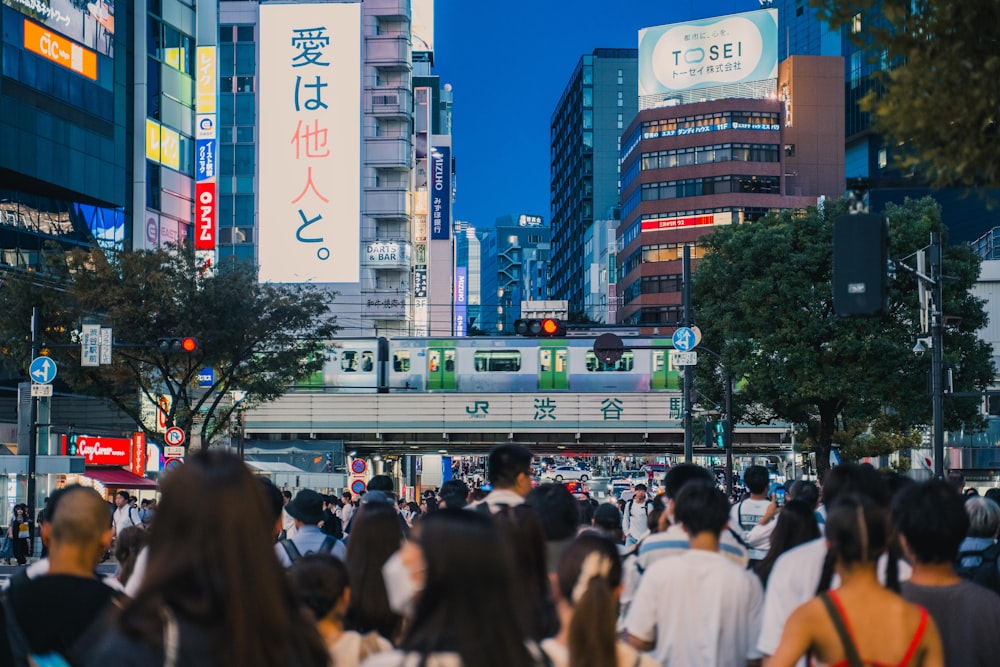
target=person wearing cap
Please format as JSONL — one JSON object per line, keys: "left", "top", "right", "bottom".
{"left": 275, "top": 489, "right": 346, "bottom": 567}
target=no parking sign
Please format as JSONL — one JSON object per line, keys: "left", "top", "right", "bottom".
{"left": 351, "top": 479, "right": 367, "bottom": 494}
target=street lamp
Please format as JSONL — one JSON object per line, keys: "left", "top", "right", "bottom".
{"left": 231, "top": 390, "right": 247, "bottom": 460}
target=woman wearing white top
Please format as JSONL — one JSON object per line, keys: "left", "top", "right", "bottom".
{"left": 542, "top": 533, "right": 658, "bottom": 667}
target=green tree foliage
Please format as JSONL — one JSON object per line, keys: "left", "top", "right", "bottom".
{"left": 0, "top": 245, "right": 338, "bottom": 447}
{"left": 692, "top": 197, "right": 993, "bottom": 481}
{"left": 810, "top": 0, "right": 1000, "bottom": 188}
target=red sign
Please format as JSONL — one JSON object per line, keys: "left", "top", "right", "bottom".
{"left": 131, "top": 432, "right": 146, "bottom": 477}
{"left": 641, "top": 215, "right": 715, "bottom": 232}
{"left": 195, "top": 182, "right": 217, "bottom": 250}
{"left": 77, "top": 435, "right": 131, "bottom": 466}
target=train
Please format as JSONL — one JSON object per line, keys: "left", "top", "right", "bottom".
{"left": 296, "top": 336, "right": 683, "bottom": 393}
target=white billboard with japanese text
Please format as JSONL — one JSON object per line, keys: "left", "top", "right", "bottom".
{"left": 258, "top": 2, "right": 361, "bottom": 283}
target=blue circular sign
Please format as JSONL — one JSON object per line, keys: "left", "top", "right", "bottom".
{"left": 672, "top": 327, "right": 697, "bottom": 352}
{"left": 29, "top": 356, "right": 57, "bottom": 384}
{"left": 351, "top": 479, "right": 367, "bottom": 494}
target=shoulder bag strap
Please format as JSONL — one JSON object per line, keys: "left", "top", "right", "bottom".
{"left": 818, "top": 592, "right": 864, "bottom": 667}
{"left": 279, "top": 539, "right": 302, "bottom": 563}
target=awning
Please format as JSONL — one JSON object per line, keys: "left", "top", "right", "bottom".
{"left": 81, "top": 468, "right": 158, "bottom": 489}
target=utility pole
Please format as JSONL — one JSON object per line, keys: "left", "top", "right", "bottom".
{"left": 929, "top": 232, "right": 945, "bottom": 478}
{"left": 682, "top": 245, "right": 693, "bottom": 463}
{"left": 27, "top": 306, "right": 40, "bottom": 522}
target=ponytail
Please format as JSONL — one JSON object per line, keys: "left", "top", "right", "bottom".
{"left": 567, "top": 575, "right": 617, "bottom": 667}
{"left": 815, "top": 548, "right": 837, "bottom": 596}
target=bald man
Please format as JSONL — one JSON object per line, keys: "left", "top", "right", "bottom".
{"left": 2, "top": 486, "right": 121, "bottom": 664}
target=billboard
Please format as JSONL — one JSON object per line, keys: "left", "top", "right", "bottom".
{"left": 4, "top": 0, "right": 115, "bottom": 57}
{"left": 638, "top": 9, "right": 777, "bottom": 97}
{"left": 195, "top": 46, "right": 217, "bottom": 260}
{"left": 258, "top": 2, "right": 361, "bottom": 283}
{"left": 411, "top": 0, "right": 434, "bottom": 53}
{"left": 23, "top": 18, "right": 97, "bottom": 80}
{"left": 430, "top": 145, "right": 450, "bottom": 240}
{"left": 455, "top": 267, "right": 467, "bottom": 336}
{"left": 640, "top": 212, "right": 730, "bottom": 232}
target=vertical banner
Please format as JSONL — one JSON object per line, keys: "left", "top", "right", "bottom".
{"left": 194, "top": 46, "right": 217, "bottom": 261}
{"left": 430, "top": 146, "right": 451, "bottom": 240}
{"left": 258, "top": 2, "right": 361, "bottom": 283}
{"left": 131, "top": 432, "right": 147, "bottom": 478}
{"left": 454, "top": 267, "right": 467, "bottom": 336}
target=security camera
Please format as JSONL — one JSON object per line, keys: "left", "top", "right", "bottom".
{"left": 912, "top": 341, "right": 926, "bottom": 357}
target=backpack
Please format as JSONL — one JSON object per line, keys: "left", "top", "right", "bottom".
{"left": 954, "top": 541, "right": 1000, "bottom": 594}
{"left": 279, "top": 535, "right": 340, "bottom": 563}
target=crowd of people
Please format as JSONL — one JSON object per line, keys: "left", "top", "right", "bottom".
{"left": 1, "top": 445, "right": 1000, "bottom": 666}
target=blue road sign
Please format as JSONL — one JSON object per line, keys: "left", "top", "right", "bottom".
{"left": 29, "top": 356, "right": 57, "bottom": 384}
{"left": 672, "top": 327, "right": 698, "bottom": 352}
{"left": 198, "top": 368, "right": 214, "bottom": 388}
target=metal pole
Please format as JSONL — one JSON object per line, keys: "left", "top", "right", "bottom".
{"left": 725, "top": 371, "right": 734, "bottom": 497}
{"left": 930, "top": 232, "right": 945, "bottom": 478}
{"left": 27, "top": 306, "right": 40, "bottom": 522}
{"left": 682, "top": 245, "right": 693, "bottom": 463}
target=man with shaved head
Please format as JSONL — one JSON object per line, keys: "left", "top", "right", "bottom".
{"left": 2, "top": 486, "right": 121, "bottom": 664}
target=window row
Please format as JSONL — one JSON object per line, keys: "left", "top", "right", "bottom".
{"left": 640, "top": 175, "right": 780, "bottom": 201}
{"left": 640, "top": 143, "right": 780, "bottom": 170}
{"left": 387, "top": 351, "right": 636, "bottom": 373}
{"left": 622, "top": 274, "right": 683, "bottom": 305}
{"left": 148, "top": 16, "right": 195, "bottom": 76}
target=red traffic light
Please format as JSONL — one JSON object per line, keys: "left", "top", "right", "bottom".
{"left": 156, "top": 337, "right": 200, "bottom": 354}
{"left": 541, "top": 318, "right": 559, "bottom": 335}
{"left": 513, "top": 318, "right": 565, "bottom": 337}
{"left": 180, "top": 337, "right": 199, "bottom": 352}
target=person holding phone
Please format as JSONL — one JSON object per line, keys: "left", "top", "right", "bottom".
{"left": 730, "top": 465, "right": 774, "bottom": 565}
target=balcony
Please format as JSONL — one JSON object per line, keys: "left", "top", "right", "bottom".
{"left": 363, "top": 239, "right": 412, "bottom": 270}
{"left": 365, "top": 34, "right": 411, "bottom": 68}
{"left": 364, "top": 187, "right": 409, "bottom": 217}
{"left": 364, "top": 0, "right": 410, "bottom": 19}
{"left": 365, "top": 86, "right": 412, "bottom": 118}
{"left": 364, "top": 135, "right": 412, "bottom": 168}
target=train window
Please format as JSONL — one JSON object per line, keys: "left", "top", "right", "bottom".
{"left": 393, "top": 351, "right": 411, "bottom": 372}
{"left": 653, "top": 351, "right": 666, "bottom": 372}
{"left": 540, "top": 349, "right": 551, "bottom": 372}
{"left": 361, "top": 351, "right": 374, "bottom": 372}
{"left": 474, "top": 351, "right": 522, "bottom": 372}
{"left": 584, "top": 351, "right": 635, "bottom": 372}
{"left": 341, "top": 351, "right": 358, "bottom": 372}
{"left": 444, "top": 350, "right": 455, "bottom": 372}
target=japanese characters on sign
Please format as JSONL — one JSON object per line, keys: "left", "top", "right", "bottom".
{"left": 194, "top": 46, "right": 217, "bottom": 256}
{"left": 638, "top": 8, "right": 777, "bottom": 97}
{"left": 430, "top": 146, "right": 451, "bottom": 240}
{"left": 454, "top": 267, "right": 467, "bottom": 336}
{"left": 259, "top": 2, "right": 361, "bottom": 283}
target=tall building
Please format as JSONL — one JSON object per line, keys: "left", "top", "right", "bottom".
{"left": 454, "top": 220, "right": 481, "bottom": 332}
{"left": 479, "top": 214, "right": 551, "bottom": 334}
{"left": 618, "top": 9, "right": 843, "bottom": 325}
{"left": 1, "top": 0, "right": 127, "bottom": 270}
{"left": 583, "top": 218, "right": 619, "bottom": 323}
{"left": 550, "top": 49, "right": 638, "bottom": 315}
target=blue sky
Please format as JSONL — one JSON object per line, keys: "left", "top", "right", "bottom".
{"left": 432, "top": 0, "right": 762, "bottom": 228}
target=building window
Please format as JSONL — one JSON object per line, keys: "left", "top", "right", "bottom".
{"left": 785, "top": 144, "right": 796, "bottom": 157}
{"left": 851, "top": 12, "right": 862, "bottom": 34}
{"left": 617, "top": 91, "right": 624, "bottom": 107}
{"left": 237, "top": 26, "right": 255, "bottom": 42}
{"left": 878, "top": 147, "right": 888, "bottom": 170}
{"left": 617, "top": 68, "right": 624, "bottom": 85}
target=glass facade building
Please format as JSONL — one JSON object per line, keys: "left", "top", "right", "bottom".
{"left": 478, "top": 215, "right": 551, "bottom": 334}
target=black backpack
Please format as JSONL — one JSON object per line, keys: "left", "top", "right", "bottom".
{"left": 954, "top": 541, "right": 1000, "bottom": 594}
{"left": 279, "top": 535, "right": 340, "bottom": 563}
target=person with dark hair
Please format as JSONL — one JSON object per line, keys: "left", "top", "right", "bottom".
{"left": 757, "top": 463, "right": 907, "bottom": 662}
{"left": 89, "top": 450, "right": 330, "bottom": 667}
{"left": 754, "top": 499, "right": 820, "bottom": 587}
{"left": 541, "top": 534, "right": 657, "bottom": 667}
{"left": 525, "top": 483, "right": 580, "bottom": 573}
{"left": 419, "top": 496, "right": 438, "bottom": 515}
{"left": 3, "top": 486, "right": 121, "bottom": 665}
{"left": 439, "top": 479, "right": 469, "bottom": 509}
{"left": 893, "top": 480, "right": 1000, "bottom": 665}
{"left": 768, "top": 495, "right": 943, "bottom": 667}
{"left": 289, "top": 553, "right": 392, "bottom": 667}
{"left": 731, "top": 466, "right": 773, "bottom": 564}
{"left": 344, "top": 493, "right": 405, "bottom": 644}
{"left": 946, "top": 469, "right": 965, "bottom": 494}
{"left": 362, "top": 508, "right": 548, "bottom": 667}
{"left": 339, "top": 490, "right": 356, "bottom": 528}
{"left": 110, "top": 525, "right": 149, "bottom": 590}
{"left": 320, "top": 495, "right": 343, "bottom": 539}
{"left": 984, "top": 487, "right": 1000, "bottom": 506}
{"left": 621, "top": 483, "right": 653, "bottom": 546}
{"left": 9, "top": 503, "right": 33, "bottom": 565}
{"left": 491, "top": 504, "right": 560, "bottom": 641}
{"left": 624, "top": 479, "right": 763, "bottom": 665}
{"left": 258, "top": 477, "right": 286, "bottom": 540}
{"left": 280, "top": 489, "right": 297, "bottom": 541}
{"left": 589, "top": 503, "right": 624, "bottom": 546}
{"left": 473, "top": 443, "right": 534, "bottom": 513}
{"left": 367, "top": 474, "right": 395, "bottom": 493}
{"left": 276, "top": 489, "right": 346, "bottom": 566}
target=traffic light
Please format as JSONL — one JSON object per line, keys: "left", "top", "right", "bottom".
{"left": 715, "top": 419, "right": 728, "bottom": 449}
{"left": 65, "top": 434, "right": 79, "bottom": 456}
{"left": 833, "top": 213, "right": 888, "bottom": 317}
{"left": 513, "top": 318, "right": 565, "bottom": 337}
{"left": 156, "top": 337, "right": 200, "bottom": 354}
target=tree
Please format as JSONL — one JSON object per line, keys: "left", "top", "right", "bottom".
{"left": 810, "top": 0, "right": 1000, "bottom": 188}
{"left": 692, "top": 197, "right": 994, "bottom": 481}
{"left": 0, "top": 244, "right": 339, "bottom": 448}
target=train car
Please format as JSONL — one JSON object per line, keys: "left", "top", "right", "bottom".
{"left": 302, "top": 336, "right": 682, "bottom": 394}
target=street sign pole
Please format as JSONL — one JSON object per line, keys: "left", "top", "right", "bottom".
{"left": 682, "top": 246, "right": 693, "bottom": 464}
{"left": 27, "top": 306, "right": 39, "bottom": 523}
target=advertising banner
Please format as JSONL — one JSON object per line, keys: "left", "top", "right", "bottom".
{"left": 195, "top": 139, "right": 216, "bottom": 181}
{"left": 195, "top": 47, "right": 217, "bottom": 114}
{"left": 640, "top": 212, "right": 729, "bottom": 232}
{"left": 454, "top": 267, "right": 467, "bottom": 336}
{"left": 194, "top": 183, "right": 216, "bottom": 251}
{"left": 430, "top": 146, "right": 450, "bottom": 240}
{"left": 258, "top": 2, "right": 361, "bottom": 283}
{"left": 638, "top": 9, "right": 777, "bottom": 97}
{"left": 22, "top": 18, "right": 97, "bottom": 80}
{"left": 130, "top": 432, "right": 146, "bottom": 477}
{"left": 75, "top": 435, "right": 131, "bottom": 466}
{"left": 5, "top": 0, "right": 114, "bottom": 57}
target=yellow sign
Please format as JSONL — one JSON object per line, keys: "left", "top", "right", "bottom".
{"left": 196, "top": 47, "right": 217, "bottom": 114}
{"left": 145, "top": 119, "right": 161, "bottom": 163}
{"left": 23, "top": 18, "right": 97, "bottom": 81}
{"left": 160, "top": 126, "right": 181, "bottom": 171}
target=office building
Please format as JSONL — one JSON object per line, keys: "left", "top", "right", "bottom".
{"left": 550, "top": 48, "right": 638, "bottom": 315}
{"left": 479, "top": 214, "right": 551, "bottom": 333}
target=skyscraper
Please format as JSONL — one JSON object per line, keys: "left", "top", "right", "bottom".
{"left": 550, "top": 49, "right": 637, "bottom": 315}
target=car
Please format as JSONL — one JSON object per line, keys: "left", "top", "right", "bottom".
{"left": 547, "top": 465, "right": 591, "bottom": 482}
{"left": 607, "top": 479, "right": 632, "bottom": 500}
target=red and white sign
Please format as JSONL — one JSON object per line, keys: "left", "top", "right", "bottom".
{"left": 164, "top": 426, "right": 186, "bottom": 447}
{"left": 77, "top": 435, "right": 131, "bottom": 466}
{"left": 131, "top": 432, "right": 146, "bottom": 477}
{"left": 195, "top": 182, "right": 216, "bottom": 251}
{"left": 641, "top": 213, "right": 724, "bottom": 232}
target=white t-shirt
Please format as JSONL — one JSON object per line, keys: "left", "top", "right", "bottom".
{"left": 541, "top": 638, "right": 659, "bottom": 667}
{"left": 112, "top": 504, "right": 140, "bottom": 537}
{"left": 757, "top": 537, "right": 913, "bottom": 664}
{"left": 729, "top": 498, "right": 772, "bottom": 560}
{"left": 624, "top": 549, "right": 764, "bottom": 667}
{"left": 622, "top": 497, "right": 652, "bottom": 540}
{"left": 330, "top": 630, "right": 393, "bottom": 667}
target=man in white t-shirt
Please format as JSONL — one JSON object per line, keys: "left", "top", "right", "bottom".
{"left": 111, "top": 490, "right": 141, "bottom": 538}
{"left": 730, "top": 465, "right": 773, "bottom": 563}
{"left": 624, "top": 478, "right": 763, "bottom": 666}
{"left": 622, "top": 483, "right": 653, "bottom": 545}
